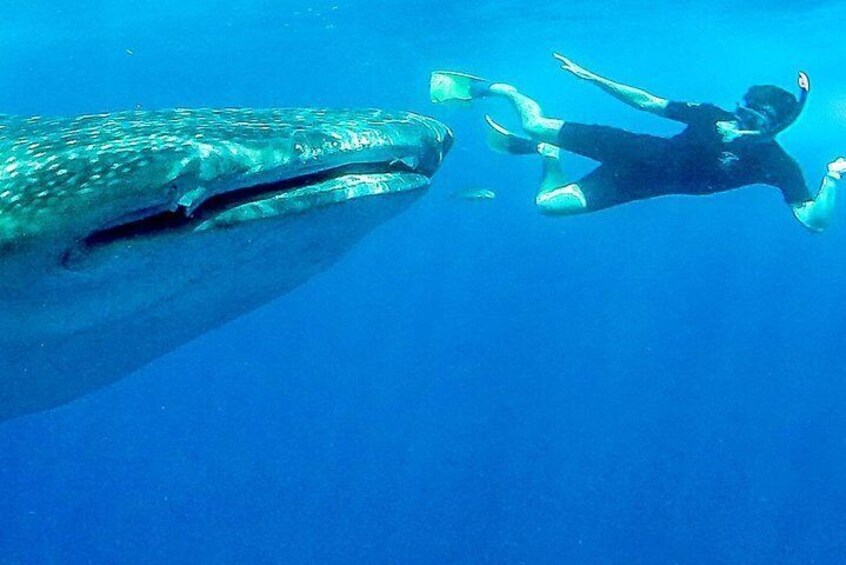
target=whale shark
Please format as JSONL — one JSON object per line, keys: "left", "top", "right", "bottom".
{"left": 0, "top": 107, "right": 452, "bottom": 422}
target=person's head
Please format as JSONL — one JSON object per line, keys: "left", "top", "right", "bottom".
{"left": 735, "top": 84, "right": 803, "bottom": 137}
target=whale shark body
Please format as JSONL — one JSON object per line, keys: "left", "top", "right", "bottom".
{"left": 0, "top": 107, "right": 452, "bottom": 422}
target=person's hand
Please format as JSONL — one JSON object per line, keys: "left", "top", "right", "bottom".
{"left": 553, "top": 53, "right": 595, "bottom": 81}
{"left": 798, "top": 71, "right": 810, "bottom": 93}
{"left": 826, "top": 156, "right": 846, "bottom": 180}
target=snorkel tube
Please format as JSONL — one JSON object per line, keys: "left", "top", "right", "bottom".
{"left": 771, "top": 71, "right": 810, "bottom": 134}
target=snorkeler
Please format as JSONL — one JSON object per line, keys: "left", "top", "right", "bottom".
{"left": 430, "top": 55, "right": 846, "bottom": 232}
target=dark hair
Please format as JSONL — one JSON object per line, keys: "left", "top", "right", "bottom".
{"left": 742, "top": 85, "right": 798, "bottom": 125}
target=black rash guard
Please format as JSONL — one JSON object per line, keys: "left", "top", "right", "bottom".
{"left": 555, "top": 101, "right": 812, "bottom": 211}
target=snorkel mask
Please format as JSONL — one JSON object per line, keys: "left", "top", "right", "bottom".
{"left": 737, "top": 71, "right": 810, "bottom": 135}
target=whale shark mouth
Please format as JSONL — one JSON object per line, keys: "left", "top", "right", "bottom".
{"left": 63, "top": 161, "right": 429, "bottom": 268}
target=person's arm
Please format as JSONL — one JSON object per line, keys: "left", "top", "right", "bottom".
{"left": 554, "top": 53, "right": 670, "bottom": 115}
{"left": 792, "top": 157, "right": 846, "bottom": 232}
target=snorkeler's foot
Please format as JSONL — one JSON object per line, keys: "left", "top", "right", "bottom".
{"left": 430, "top": 71, "right": 493, "bottom": 103}
{"left": 484, "top": 115, "right": 538, "bottom": 155}
{"left": 535, "top": 182, "right": 588, "bottom": 213}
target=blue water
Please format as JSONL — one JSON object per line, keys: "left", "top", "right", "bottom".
{"left": 2, "top": 1, "right": 846, "bottom": 562}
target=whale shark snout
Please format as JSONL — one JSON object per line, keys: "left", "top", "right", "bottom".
{"left": 0, "top": 107, "right": 452, "bottom": 422}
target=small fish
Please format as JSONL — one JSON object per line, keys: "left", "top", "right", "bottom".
{"left": 450, "top": 188, "right": 496, "bottom": 201}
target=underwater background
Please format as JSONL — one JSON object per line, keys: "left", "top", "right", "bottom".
{"left": 2, "top": 0, "right": 846, "bottom": 562}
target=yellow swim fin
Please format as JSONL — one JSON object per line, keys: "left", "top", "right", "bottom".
{"left": 430, "top": 71, "right": 489, "bottom": 103}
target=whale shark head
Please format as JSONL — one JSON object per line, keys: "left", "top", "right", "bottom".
{"left": 0, "top": 107, "right": 452, "bottom": 421}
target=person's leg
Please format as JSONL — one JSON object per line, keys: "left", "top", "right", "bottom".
{"left": 533, "top": 144, "right": 589, "bottom": 215}
{"left": 485, "top": 84, "right": 672, "bottom": 162}
{"left": 429, "top": 71, "right": 563, "bottom": 144}
{"left": 534, "top": 153, "right": 629, "bottom": 216}
{"left": 485, "top": 84, "right": 564, "bottom": 145}
{"left": 430, "top": 71, "right": 639, "bottom": 214}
